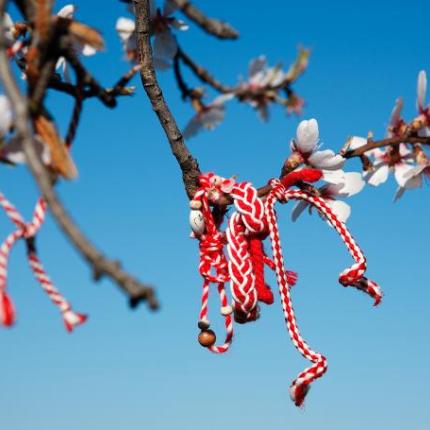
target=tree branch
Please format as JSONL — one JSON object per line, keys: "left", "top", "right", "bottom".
{"left": 172, "top": 0, "right": 238, "bottom": 40}
{"left": 177, "top": 46, "right": 233, "bottom": 94}
{"left": 133, "top": 0, "right": 201, "bottom": 198}
{"left": 0, "top": 2, "right": 158, "bottom": 310}
{"left": 343, "top": 135, "right": 430, "bottom": 158}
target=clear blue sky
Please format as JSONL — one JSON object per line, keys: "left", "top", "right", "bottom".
{"left": 1, "top": 1, "right": 429, "bottom": 429}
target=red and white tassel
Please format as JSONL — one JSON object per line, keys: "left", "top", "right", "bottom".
{"left": 0, "top": 192, "right": 87, "bottom": 330}
{"left": 27, "top": 252, "right": 87, "bottom": 332}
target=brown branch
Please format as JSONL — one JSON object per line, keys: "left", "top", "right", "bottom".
{"left": 0, "top": 3, "right": 158, "bottom": 310}
{"left": 133, "top": 0, "right": 201, "bottom": 198}
{"left": 64, "top": 46, "right": 116, "bottom": 108}
{"left": 177, "top": 46, "right": 233, "bottom": 94}
{"left": 343, "top": 135, "right": 430, "bottom": 159}
{"left": 172, "top": 0, "right": 238, "bottom": 40}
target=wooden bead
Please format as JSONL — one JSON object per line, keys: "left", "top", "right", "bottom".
{"left": 198, "top": 329, "right": 216, "bottom": 347}
{"left": 189, "top": 200, "right": 202, "bottom": 210}
{"left": 198, "top": 319, "right": 210, "bottom": 330}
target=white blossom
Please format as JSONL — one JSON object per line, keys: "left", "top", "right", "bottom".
{"left": 0, "top": 136, "right": 51, "bottom": 166}
{"left": 363, "top": 145, "right": 415, "bottom": 188}
{"left": 117, "top": 1, "right": 188, "bottom": 70}
{"left": 417, "top": 70, "right": 427, "bottom": 112}
{"left": 292, "top": 172, "right": 365, "bottom": 224}
{"left": 55, "top": 5, "right": 98, "bottom": 81}
{"left": 291, "top": 119, "right": 345, "bottom": 171}
{"left": 0, "top": 95, "right": 13, "bottom": 136}
{"left": 183, "top": 94, "right": 234, "bottom": 139}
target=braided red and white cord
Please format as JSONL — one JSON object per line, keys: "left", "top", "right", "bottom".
{"left": 0, "top": 192, "right": 86, "bottom": 331}
{"left": 226, "top": 182, "right": 266, "bottom": 322}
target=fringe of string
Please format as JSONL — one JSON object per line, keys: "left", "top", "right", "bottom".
{"left": 190, "top": 170, "right": 382, "bottom": 407}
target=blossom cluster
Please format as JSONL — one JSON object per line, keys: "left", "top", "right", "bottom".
{"left": 347, "top": 70, "right": 430, "bottom": 200}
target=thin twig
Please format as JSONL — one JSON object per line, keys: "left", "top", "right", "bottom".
{"left": 0, "top": 2, "right": 158, "bottom": 310}
{"left": 172, "top": 0, "right": 238, "bottom": 40}
{"left": 343, "top": 135, "right": 430, "bottom": 158}
{"left": 133, "top": 0, "right": 201, "bottom": 198}
{"left": 64, "top": 46, "right": 116, "bottom": 108}
{"left": 177, "top": 46, "right": 233, "bottom": 94}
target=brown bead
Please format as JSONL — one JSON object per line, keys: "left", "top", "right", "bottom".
{"left": 198, "top": 329, "right": 216, "bottom": 348}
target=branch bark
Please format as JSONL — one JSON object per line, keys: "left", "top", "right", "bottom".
{"left": 133, "top": 0, "right": 201, "bottom": 198}
{"left": 343, "top": 135, "right": 430, "bottom": 158}
{"left": 172, "top": 0, "right": 238, "bottom": 40}
{"left": 0, "top": 1, "right": 158, "bottom": 310}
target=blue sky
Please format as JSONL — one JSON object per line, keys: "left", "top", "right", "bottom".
{"left": 1, "top": 1, "right": 429, "bottom": 429}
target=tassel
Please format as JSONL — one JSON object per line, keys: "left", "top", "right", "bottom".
{"left": 63, "top": 310, "right": 87, "bottom": 332}
{"left": 0, "top": 290, "right": 15, "bottom": 327}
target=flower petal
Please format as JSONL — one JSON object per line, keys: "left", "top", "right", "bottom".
{"left": 347, "top": 136, "right": 367, "bottom": 151}
{"left": 1, "top": 136, "right": 50, "bottom": 165}
{"left": 417, "top": 70, "right": 427, "bottom": 111}
{"left": 291, "top": 200, "right": 309, "bottom": 222}
{"left": 308, "top": 149, "right": 345, "bottom": 170}
{"left": 418, "top": 126, "right": 430, "bottom": 137}
{"left": 249, "top": 56, "right": 267, "bottom": 80}
{"left": 336, "top": 172, "right": 365, "bottom": 197}
{"left": 394, "top": 163, "right": 415, "bottom": 187}
{"left": 0, "top": 95, "right": 13, "bottom": 135}
{"left": 182, "top": 116, "right": 202, "bottom": 139}
{"left": 394, "top": 187, "right": 405, "bottom": 202}
{"left": 364, "top": 163, "right": 390, "bottom": 186}
{"left": 200, "top": 106, "right": 225, "bottom": 130}
{"left": 116, "top": 17, "right": 136, "bottom": 41}
{"left": 327, "top": 199, "right": 351, "bottom": 223}
{"left": 153, "top": 30, "right": 177, "bottom": 63}
{"left": 212, "top": 93, "right": 235, "bottom": 106}
{"left": 322, "top": 169, "right": 345, "bottom": 184}
{"left": 389, "top": 97, "right": 403, "bottom": 127}
{"left": 81, "top": 44, "right": 96, "bottom": 56}
{"left": 170, "top": 18, "right": 189, "bottom": 31}
{"left": 295, "top": 118, "right": 319, "bottom": 154}
{"left": 57, "top": 4, "right": 75, "bottom": 18}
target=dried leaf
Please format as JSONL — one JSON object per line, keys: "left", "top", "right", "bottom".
{"left": 69, "top": 21, "right": 104, "bottom": 51}
{"left": 33, "top": 115, "right": 77, "bottom": 179}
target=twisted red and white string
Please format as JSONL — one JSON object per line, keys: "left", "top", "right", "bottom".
{"left": 265, "top": 179, "right": 382, "bottom": 406}
{"left": 0, "top": 192, "right": 86, "bottom": 331}
{"left": 265, "top": 180, "right": 328, "bottom": 407}
{"left": 282, "top": 188, "right": 382, "bottom": 305}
